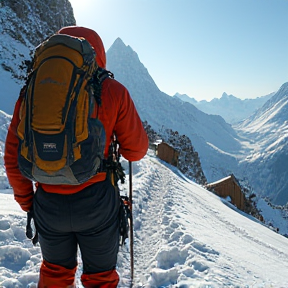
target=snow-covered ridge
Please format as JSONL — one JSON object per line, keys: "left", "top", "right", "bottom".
{"left": 235, "top": 83, "right": 288, "bottom": 205}
{"left": 236, "top": 83, "right": 288, "bottom": 147}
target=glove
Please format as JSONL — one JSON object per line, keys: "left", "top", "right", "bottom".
{"left": 26, "top": 210, "right": 39, "bottom": 245}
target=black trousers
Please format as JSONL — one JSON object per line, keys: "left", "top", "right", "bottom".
{"left": 33, "top": 179, "right": 120, "bottom": 274}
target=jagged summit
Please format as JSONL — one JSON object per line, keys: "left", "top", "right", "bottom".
{"left": 272, "top": 81, "right": 288, "bottom": 102}
{"left": 107, "top": 37, "right": 140, "bottom": 64}
{"left": 106, "top": 37, "right": 159, "bottom": 93}
{"left": 221, "top": 92, "right": 236, "bottom": 99}
{"left": 110, "top": 37, "right": 126, "bottom": 49}
{"left": 108, "top": 37, "right": 136, "bottom": 57}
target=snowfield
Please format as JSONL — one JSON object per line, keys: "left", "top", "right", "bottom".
{"left": 1, "top": 149, "right": 288, "bottom": 287}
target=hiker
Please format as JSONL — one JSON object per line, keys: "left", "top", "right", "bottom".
{"left": 4, "top": 26, "right": 148, "bottom": 287}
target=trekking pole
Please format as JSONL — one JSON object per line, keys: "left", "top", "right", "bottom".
{"left": 129, "top": 161, "right": 134, "bottom": 286}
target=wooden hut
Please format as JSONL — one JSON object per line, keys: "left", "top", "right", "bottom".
{"left": 206, "top": 174, "right": 245, "bottom": 211}
{"left": 157, "top": 142, "right": 179, "bottom": 167}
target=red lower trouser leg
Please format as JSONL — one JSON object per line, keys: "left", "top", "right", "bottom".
{"left": 38, "top": 260, "right": 77, "bottom": 288}
{"left": 81, "top": 269, "right": 119, "bottom": 288}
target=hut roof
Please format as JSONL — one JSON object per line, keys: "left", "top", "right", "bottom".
{"left": 207, "top": 174, "right": 240, "bottom": 188}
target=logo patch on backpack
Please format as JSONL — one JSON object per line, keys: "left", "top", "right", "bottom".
{"left": 43, "top": 143, "right": 57, "bottom": 152}
{"left": 17, "top": 34, "right": 108, "bottom": 185}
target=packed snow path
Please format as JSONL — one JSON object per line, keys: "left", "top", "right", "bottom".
{"left": 132, "top": 156, "right": 177, "bottom": 284}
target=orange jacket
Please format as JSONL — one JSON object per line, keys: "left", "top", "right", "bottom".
{"left": 4, "top": 26, "right": 148, "bottom": 212}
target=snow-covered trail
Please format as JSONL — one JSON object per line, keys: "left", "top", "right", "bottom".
{"left": 120, "top": 151, "right": 288, "bottom": 287}
{"left": 131, "top": 156, "right": 176, "bottom": 285}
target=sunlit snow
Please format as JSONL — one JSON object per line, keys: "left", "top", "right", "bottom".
{"left": 1, "top": 151, "right": 287, "bottom": 287}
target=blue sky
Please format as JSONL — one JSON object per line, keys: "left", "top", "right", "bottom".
{"left": 69, "top": 0, "right": 288, "bottom": 101}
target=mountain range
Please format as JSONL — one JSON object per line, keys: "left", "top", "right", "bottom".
{"left": 174, "top": 91, "right": 274, "bottom": 124}
{"left": 0, "top": 1, "right": 287, "bottom": 211}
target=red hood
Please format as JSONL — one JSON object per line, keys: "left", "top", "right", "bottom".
{"left": 58, "top": 26, "right": 106, "bottom": 68}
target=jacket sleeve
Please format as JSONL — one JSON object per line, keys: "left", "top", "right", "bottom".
{"left": 4, "top": 92, "right": 34, "bottom": 212}
{"left": 114, "top": 86, "right": 148, "bottom": 162}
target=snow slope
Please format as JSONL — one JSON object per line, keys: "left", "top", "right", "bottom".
{"left": 235, "top": 82, "right": 288, "bottom": 205}
{"left": 1, "top": 149, "right": 288, "bottom": 287}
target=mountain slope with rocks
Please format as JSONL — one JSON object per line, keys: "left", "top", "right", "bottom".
{"left": 0, "top": 0, "right": 76, "bottom": 114}
{"left": 143, "top": 121, "right": 207, "bottom": 186}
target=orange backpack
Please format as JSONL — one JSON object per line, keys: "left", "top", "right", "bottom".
{"left": 17, "top": 34, "right": 108, "bottom": 185}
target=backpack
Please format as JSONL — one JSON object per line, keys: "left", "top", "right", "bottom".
{"left": 17, "top": 33, "right": 109, "bottom": 185}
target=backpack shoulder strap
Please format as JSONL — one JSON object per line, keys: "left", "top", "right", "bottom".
{"left": 92, "top": 68, "right": 114, "bottom": 106}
